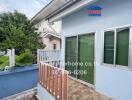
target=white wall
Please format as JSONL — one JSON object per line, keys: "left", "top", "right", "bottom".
{"left": 50, "top": 20, "right": 62, "bottom": 34}
{"left": 61, "top": 0, "right": 132, "bottom": 100}
{"left": 35, "top": 20, "right": 61, "bottom": 34}
{"left": 37, "top": 84, "right": 55, "bottom": 100}
{"left": 35, "top": 20, "right": 61, "bottom": 50}
{"left": 42, "top": 37, "right": 61, "bottom": 50}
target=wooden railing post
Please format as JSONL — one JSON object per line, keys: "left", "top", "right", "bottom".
{"left": 38, "top": 63, "right": 41, "bottom": 83}
{"left": 43, "top": 64, "right": 46, "bottom": 87}
{"left": 41, "top": 64, "right": 43, "bottom": 85}
{"left": 45, "top": 64, "right": 47, "bottom": 88}
{"left": 55, "top": 68, "right": 58, "bottom": 98}
{"left": 48, "top": 65, "right": 50, "bottom": 92}
{"left": 39, "top": 62, "right": 68, "bottom": 100}
{"left": 50, "top": 67, "right": 54, "bottom": 93}
{"left": 59, "top": 70, "right": 62, "bottom": 100}
{"left": 46, "top": 64, "right": 48, "bottom": 89}
{"left": 39, "top": 63, "right": 42, "bottom": 84}
{"left": 52, "top": 67, "right": 55, "bottom": 95}
{"left": 63, "top": 71, "right": 68, "bottom": 100}
{"left": 42, "top": 64, "right": 45, "bottom": 86}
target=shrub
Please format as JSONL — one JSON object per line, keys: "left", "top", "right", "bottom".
{"left": 16, "top": 50, "right": 34, "bottom": 67}
{"left": 0, "top": 55, "right": 9, "bottom": 70}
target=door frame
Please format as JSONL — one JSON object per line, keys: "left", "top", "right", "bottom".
{"left": 65, "top": 32, "right": 96, "bottom": 87}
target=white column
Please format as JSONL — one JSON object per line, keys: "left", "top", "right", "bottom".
{"left": 7, "top": 49, "right": 12, "bottom": 67}
{"left": 37, "top": 49, "right": 40, "bottom": 64}
{"left": 11, "top": 48, "right": 15, "bottom": 67}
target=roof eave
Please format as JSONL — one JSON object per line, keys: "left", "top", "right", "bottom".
{"left": 43, "top": 33, "right": 61, "bottom": 39}
{"left": 48, "top": 0, "right": 98, "bottom": 22}
{"left": 31, "top": 0, "right": 66, "bottom": 24}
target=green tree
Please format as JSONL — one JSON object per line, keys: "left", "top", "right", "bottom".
{"left": 0, "top": 11, "right": 45, "bottom": 54}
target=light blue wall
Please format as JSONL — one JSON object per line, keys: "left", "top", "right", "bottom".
{"left": 0, "top": 65, "right": 38, "bottom": 99}
{"left": 61, "top": 0, "right": 132, "bottom": 100}
{"left": 37, "top": 84, "right": 55, "bottom": 100}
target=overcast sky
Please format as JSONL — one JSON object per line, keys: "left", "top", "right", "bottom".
{"left": 0, "top": 0, "right": 51, "bottom": 19}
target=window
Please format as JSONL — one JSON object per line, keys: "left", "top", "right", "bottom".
{"left": 104, "top": 27, "right": 129, "bottom": 66}
{"left": 116, "top": 28, "right": 129, "bottom": 66}
{"left": 65, "top": 34, "right": 95, "bottom": 84}
{"left": 65, "top": 36, "right": 77, "bottom": 77}
{"left": 104, "top": 31, "right": 114, "bottom": 64}
{"left": 53, "top": 44, "right": 56, "bottom": 50}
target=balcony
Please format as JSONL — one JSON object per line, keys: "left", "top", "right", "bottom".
{"left": 37, "top": 49, "right": 113, "bottom": 100}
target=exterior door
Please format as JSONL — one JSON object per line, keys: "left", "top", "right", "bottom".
{"left": 78, "top": 34, "right": 95, "bottom": 84}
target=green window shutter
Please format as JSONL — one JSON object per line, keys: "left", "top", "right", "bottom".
{"left": 65, "top": 36, "right": 77, "bottom": 77}
{"left": 116, "top": 28, "right": 129, "bottom": 66}
{"left": 78, "top": 34, "right": 94, "bottom": 84}
{"left": 104, "top": 31, "right": 114, "bottom": 64}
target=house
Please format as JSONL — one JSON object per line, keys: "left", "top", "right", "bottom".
{"left": 35, "top": 0, "right": 132, "bottom": 100}
{"left": 31, "top": 0, "right": 67, "bottom": 50}
{"left": 33, "top": 19, "right": 61, "bottom": 50}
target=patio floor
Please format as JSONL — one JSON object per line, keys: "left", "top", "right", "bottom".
{"left": 4, "top": 88, "right": 37, "bottom": 100}
{"left": 68, "top": 78, "right": 114, "bottom": 100}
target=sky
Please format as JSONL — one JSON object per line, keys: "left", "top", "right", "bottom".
{"left": 0, "top": 0, "right": 51, "bottom": 19}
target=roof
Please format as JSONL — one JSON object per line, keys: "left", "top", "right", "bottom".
{"left": 48, "top": 0, "right": 98, "bottom": 22}
{"left": 31, "top": 0, "right": 98, "bottom": 23}
{"left": 46, "top": 0, "right": 81, "bottom": 19}
{"left": 43, "top": 32, "right": 60, "bottom": 38}
{"left": 31, "top": 0, "right": 67, "bottom": 24}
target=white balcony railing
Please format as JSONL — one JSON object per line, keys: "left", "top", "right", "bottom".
{"left": 37, "top": 49, "right": 61, "bottom": 66}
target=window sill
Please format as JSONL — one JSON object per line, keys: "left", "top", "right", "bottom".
{"left": 102, "top": 63, "right": 132, "bottom": 71}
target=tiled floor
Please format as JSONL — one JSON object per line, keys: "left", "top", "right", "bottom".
{"left": 68, "top": 78, "right": 114, "bottom": 100}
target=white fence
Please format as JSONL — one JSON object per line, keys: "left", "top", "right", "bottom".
{"left": 0, "top": 49, "right": 15, "bottom": 70}
{"left": 0, "top": 51, "right": 6, "bottom": 56}
{"left": 7, "top": 49, "right": 15, "bottom": 67}
{"left": 37, "top": 49, "right": 61, "bottom": 67}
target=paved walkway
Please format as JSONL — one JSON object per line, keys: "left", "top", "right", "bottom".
{"left": 4, "top": 88, "right": 37, "bottom": 100}
{"left": 68, "top": 78, "right": 114, "bottom": 100}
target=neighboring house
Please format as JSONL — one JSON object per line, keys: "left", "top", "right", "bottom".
{"left": 35, "top": 0, "right": 132, "bottom": 100}
{"left": 31, "top": 0, "right": 67, "bottom": 50}
{"left": 34, "top": 20, "right": 61, "bottom": 50}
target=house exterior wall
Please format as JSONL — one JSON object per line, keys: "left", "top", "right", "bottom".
{"left": 35, "top": 20, "right": 61, "bottom": 50}
{"left": 61, "top": 0, "right": 132, "bottom": 100}
{"left": 50, "top": 20, "right": 62, "bottom": 34}
{"left": 42, "top": 37, "right": 61, "bottom": 50}
{"left": 37, "top": 84, "right": 55, "bottom": 100}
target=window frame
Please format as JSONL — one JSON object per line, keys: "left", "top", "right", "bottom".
{"left": 53, "top": 43, "right": 57, "bottom": 50}
{"left": 103, "top": 25, "right": 132, "bottom": 69}
{"left": 65, "top": 32, "right": 96, "bottom": 86}
{"left": 103, "top": 30, "right": 115, "bottom": 64}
